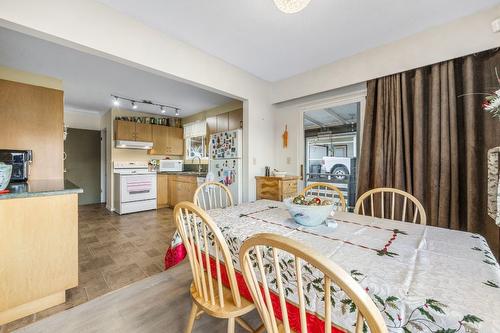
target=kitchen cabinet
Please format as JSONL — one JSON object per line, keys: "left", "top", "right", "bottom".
{"left": 115, "top": 120, "right": 152, "bottom": 142}
{"left": 166, "top": 127, "right": 184, "bottom": 156}
{"left": 148, "top": 125, "right": 183, "bottom": 156}
{"left": 168, "top": 175, "right": 198, "bottom": 207}
{"left": 157, "top": 174, "right": 169, "bottom": 209}
{"left": 135, "top": 123, "right": 153, "bottom": 142}
{"left": 255, "top": 176, "right": 300, "bottom": 201}
{"left": 216, "top": 113, "right": 229, "bottom": 133}
{"left": 207, "top": 109, "right": 243, "bottom": 135}
{"left": 228, "top": 109, "right": 243, "bottom": 130}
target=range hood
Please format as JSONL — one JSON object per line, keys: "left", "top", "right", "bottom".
{"left": 115, "top": 140, "right": 153, "bottom": 150}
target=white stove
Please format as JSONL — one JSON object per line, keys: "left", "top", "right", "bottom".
{"left": 113, "top": 162, "right": 157, "bottom": 215}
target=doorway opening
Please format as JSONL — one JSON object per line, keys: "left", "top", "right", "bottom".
{"left": 303, "top": 101, "right": 361, "bottom": 210}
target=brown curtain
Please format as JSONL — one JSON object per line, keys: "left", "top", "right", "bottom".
{"left": 358, "top": 49, "right": 500, "bottom": 258}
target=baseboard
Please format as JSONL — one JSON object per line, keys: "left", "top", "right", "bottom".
{"left": 0, "top": 291, "right": 65, "bottom": 325}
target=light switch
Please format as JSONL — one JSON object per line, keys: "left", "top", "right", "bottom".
{"left": 253, "top": 157, "right": 256, "bottom": 165}
{"left": 286, "top": 157, "right": 291, "bottom": 164}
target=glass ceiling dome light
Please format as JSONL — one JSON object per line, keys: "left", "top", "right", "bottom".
{"left": 273, "top": 0, "right": 311, "bottom": 14}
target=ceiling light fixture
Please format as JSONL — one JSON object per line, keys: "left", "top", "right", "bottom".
{"left": 111, "top": 95, "right": 181, "bottom": 116}
{"left": 273, "top": 0, "right": 311, "bottom": 14}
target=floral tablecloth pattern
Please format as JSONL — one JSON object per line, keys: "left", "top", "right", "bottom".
{"left": 165, "top": 200, "right": 500, "bottom": 332}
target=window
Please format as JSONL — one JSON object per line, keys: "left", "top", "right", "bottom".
{"left": 184, "top": 121, "right": 208, "bottom": 159}
{"left": 186, "top": 135, "right": 206, "bottom": 159}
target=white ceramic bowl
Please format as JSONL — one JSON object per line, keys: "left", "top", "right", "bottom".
{"left": 284, "top": 198, "right": 334, "bottom": 227}
{"left": 273, "top": 171, "right": 287, "bottom": 177}
{"left": 0, "top": 162, "right": 12, "bottom": 191}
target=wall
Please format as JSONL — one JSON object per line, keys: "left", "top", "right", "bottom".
{"left": 0, "top": 69, "right": 64, "bottom": 180}
{"left": 64, "top": 106, "right": 102, "bottom": 130}
{"left": 272, "top": 5, "right": 500, "bottom": 102}
{"left": 273, "top": 83, "right": 366, "bottom": 189}
{"left": 1, "top": 1, "right": 497, "bottom": 202}
{"left": 0, "top": 0, "right": 274, "bottom": 203}
{"left": 0, "top": 65, "right": 62, "bottom": 90}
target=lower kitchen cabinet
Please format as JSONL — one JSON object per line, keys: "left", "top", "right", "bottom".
{"left": 167, "top": 175, "right": 198, "bottom": 207}
{"left": 156, "top": 174, "right": 169, "bottom": 209}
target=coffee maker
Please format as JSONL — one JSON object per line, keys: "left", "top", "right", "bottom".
{"left": 0, "top": 149, "right": 32, "bottom": 182}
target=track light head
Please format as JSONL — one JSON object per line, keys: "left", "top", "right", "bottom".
{"left": 175, "top": 108, "right": 179, "bottom": 116}
{"left": 160, "top": 106, "right": 166, "bottom": 114}
{"left": 131, "top": 101, "right": 138, "bottom": 109}
{"left": 112, "top": 96, "right": 120, "bottom": 106}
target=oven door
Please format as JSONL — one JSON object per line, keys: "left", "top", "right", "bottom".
{"left": 120, "top": 174, "right": 157, "bottom": 202}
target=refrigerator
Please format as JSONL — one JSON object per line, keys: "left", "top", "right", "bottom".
{"left": 209, "top": 129, "right": 243, "bottom": 204}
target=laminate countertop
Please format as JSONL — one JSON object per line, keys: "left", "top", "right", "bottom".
{"left": 0, "top": 179, "right": 83, "bottom": 200}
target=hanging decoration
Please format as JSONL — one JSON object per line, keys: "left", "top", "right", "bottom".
{"left": 282, "top": 124, "right": 288, "bottom": 148}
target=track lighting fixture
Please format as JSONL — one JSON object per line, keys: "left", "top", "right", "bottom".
{"left": 111, "top": 95, "right": 180, "bottom": 116}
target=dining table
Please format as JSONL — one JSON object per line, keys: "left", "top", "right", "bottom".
{"left": 164, "top": 199, "right": 500, "bottom": 333}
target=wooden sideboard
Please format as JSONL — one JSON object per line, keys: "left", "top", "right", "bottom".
{"left": 255, "top": 176, "right": 300, "bottom": 201}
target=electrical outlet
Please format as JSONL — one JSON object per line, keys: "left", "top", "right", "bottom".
{"left": 253, "top": 157, "right": 256, "bottom": 165}
{"left": 286, "top": 157, "right": 291, "bottom": 164}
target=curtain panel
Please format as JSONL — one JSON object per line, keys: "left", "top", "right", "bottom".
{"left": 358, "top": 49, "right": 500, "bottom": 258}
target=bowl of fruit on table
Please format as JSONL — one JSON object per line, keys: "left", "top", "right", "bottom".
{"left": 284, "top": 194, "right": 334, "bottom": 227}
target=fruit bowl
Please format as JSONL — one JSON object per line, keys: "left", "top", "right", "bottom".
{"left": 284, "top": 197, "right": 334, "bottom": 227}
{"left": 0, "top": 162, "right": 12, "bottom": 191}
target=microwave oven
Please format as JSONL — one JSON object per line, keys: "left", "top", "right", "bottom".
{"left": 159, "top": 160, "right": 183, "bottom": 172}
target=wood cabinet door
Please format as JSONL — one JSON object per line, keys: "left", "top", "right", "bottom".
{"left": 149, "top": 124, "right": 168, "bottom": 155}
{"left": 216, "top": 113, "right": 229, "bottom": 132}
{"left": 206, "top": 116, "right": 217, "bottom": 135}
{"left": 166, "top": 127, "right": 184, "bottom": 156}
{"left": 228, "top": 109, "right": 243, "bottom": 130}
{"left": 156, "top": 174, "right": 168, "bottom": 208}
{"left": 115, "top": 120, "right": 136, "bottom": 141}
{"left": 135, "top": 123, "right": 152, "bottom": 142}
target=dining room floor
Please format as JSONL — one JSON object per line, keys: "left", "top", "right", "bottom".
{"left": 0, "top": 204, "right": 177, "bottom": 333}
{"left": 11, "top": 262, "right": 262, "bottom": 333}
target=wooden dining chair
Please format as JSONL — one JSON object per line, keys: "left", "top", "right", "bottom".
{"left": 239, "top": 233, "right": 388, "bottom": 333}
{"left": 174, "top": 201, "right": 260, "bottom": 333}
{"left": 301, "top": 182, "right": 347, "bottom": 212}
{"left": 354, "top": 187, "right": 427, "bottom": 225}
{"left": 193, "top": 181, "right": 233, "bottom": 210}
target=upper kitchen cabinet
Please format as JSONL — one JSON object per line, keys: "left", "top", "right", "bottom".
{"left": 115, "top": 120, "right": 152, "bottom": 142}
{"left": 135, "top": 123, "right": 153, "bottom": 142}
{"left": 149, "top": 124, "right": 183, "bottom": 156}
{"left": 207, "top": 109, "right": 243, "bottom": 135}
{"left": 228, "top": 109, "right": 243, "bottom": 130}
{"left": 166, "top": 127, "right": 184, "bottom": 155}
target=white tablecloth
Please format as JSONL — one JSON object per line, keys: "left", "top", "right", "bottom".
{"left": 206, "top": 200, "right": 500, "bottom": 333}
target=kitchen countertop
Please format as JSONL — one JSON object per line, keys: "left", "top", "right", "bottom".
{"left": 156, "top": 171, "right": 207, "bottom": 177}
{"left": 0, "top": 179, "right": 83, "bottom": 200}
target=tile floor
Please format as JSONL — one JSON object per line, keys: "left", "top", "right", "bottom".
{"left": 1, "top": 204, "right": 176, "bottom": 333}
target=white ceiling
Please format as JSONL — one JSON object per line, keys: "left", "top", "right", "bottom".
{"left": 97, "top": 0, "right": 500, "bottom": 82}
{"left": 0, "top": 27, "right": 234, "bottom": 116}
